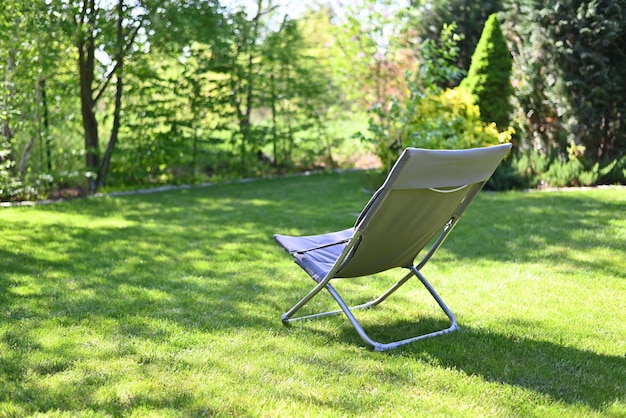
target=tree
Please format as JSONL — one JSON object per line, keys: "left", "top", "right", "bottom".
{"left": 461, "top": 13, "right": 513, "bottom": 129}
{"left": 259, "top": 14, "right": 340, "bottom": 167}
{"left": 63, "top": 0, "right": 223, "bottom": 191}
{"left": 405, "top": 0, "right": 504, "bottom": 79}
{"left": 198, "top": 1, "right": 339, "bottom": 172}
{"left": 0, "top": 0, "right": 80, "bottom": 199}
{"left": 204, "top": 1, "right": 274, "bottom": 173}
{"left": 501, "top": 0, "right": 563, "bottom": 152}
{"left": 360, "top": 24, "right": 513, "bottom": 169}
{"left": 70, "top": 0, "right": 148, "bottom": 191}
{"left": 114, "top": 0, "right": 224, "bottom": 185}
{"left": 539, "top": 0, "right": 626, "bottom": 164}
{"left": 261, "top": 17, "right": 304, "bottom": 166}
{"left": 0, "top": 0, "right": 30, "bottom": 174}
{"left": 327, "top": 0, "right": 416, "bottom": 109}
{"left": 501, "top": 0, "right": 625, "bottom": 184}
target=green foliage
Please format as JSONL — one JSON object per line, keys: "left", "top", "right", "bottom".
{"left": 113, "top": 55, "right": 194, "bottom": 187}
{"left": 538, "top": 0, "right": 626, "bottom": 163}
{"left": 0, "top": 144, "right": 22, "bottom": 200}
{"left": 400, "top": 87, "right": 514, "bottom": 150}
{"left": 487, "top": 147, "right": 626, "bottom": 190}
{"left": 502, "top": 0, "right": 565, "bottom": 156}
{"left": 0, "top": 0, "right": 83, "bottom": 201}
{"left": 604, "top": 155, "right": 626, "bottom": 185}
{"left": 461, "top": 13, "right": 513, "bottom": 129}
{"left": 328, "top": 0, "right": 415, "bottom": 108}
{"left": 3, "top": 0, "right": 626, "bottom": 198}
{"left": 360, "top": 24, "right": 512, "bottom": 171}
{"left": 503, "top": 0, "right": 626, "bottom": 175}
{"left": 260, "top": 17, "right": 341, "bottom": 168}
{"left": 541, "top": 155, "right": 621, "bottom": 188}
{"left": 416, "top": 23, "right": 466, "bottom": 88}
{"left": 485, "top": 160, "right": 529, "bottom": 191}
{"left": 405, "top": 0, "right": 504, "bottom": 76}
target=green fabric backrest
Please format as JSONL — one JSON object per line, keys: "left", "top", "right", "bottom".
{"left": 336, "top": 144, "right": 511, "bottom": 278}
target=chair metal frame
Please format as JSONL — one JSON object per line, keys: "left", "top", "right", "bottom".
{"left": 281, "top": 216, "right": 462, "bottom": 351}
{"left": 280, "top": 178, "right": 487, "bottom": 350}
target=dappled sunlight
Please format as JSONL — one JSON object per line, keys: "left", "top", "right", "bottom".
{"left": 1, "top": 171, "right": 624, "bottom": 416}
{"left": 445, "top": 190, "right": 626, "bottom": 279}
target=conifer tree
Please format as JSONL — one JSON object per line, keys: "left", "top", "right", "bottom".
{"left": 461, "top": 13, "right": 513, "bottom": 129}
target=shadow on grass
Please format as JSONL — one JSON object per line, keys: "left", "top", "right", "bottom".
{"left": 0, "top": 220, "right": 278, "bottom": 328}
{"left": 31, "top": 176, "right": 625, "bottom": 280}
{"left": 446, "top": 191, "right": 626, "bottom": 278}
{"left": 269, "top": 180, "right": 625, "bottom": 413}
{"left": 0, "top": 177, "right": 362, "bottom": 326}
{"left": 0, "top": 173, "right": 368, "bottom": 336}
{"left": 417, "top": 324, "right": 625, "bottom": 412}
{"left": 324, "top": 315, "right": 625, "bottom": 412}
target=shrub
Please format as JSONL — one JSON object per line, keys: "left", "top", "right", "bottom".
{"left": 461, "top": 13, "right": 514, "bottom": 130}
{"left": 487, "top": 147, "right": 624, "bottom": 190}
{"left": 603, "top": 156, "right": 626, "bottom": 185}
{"left": 486, "top": 159, "right": 531, "bottom": 191}
{"left": 362, "top": 84, "right": 513, "bottom": 173}
{"left": 399, "top": 87, "right": 514, "bottom": 150}
{"left": 541, "top": 157, "right": 619, "bottom": 188}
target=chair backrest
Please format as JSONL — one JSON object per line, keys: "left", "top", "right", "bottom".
{"left": 336, "top": 144, "right": 512, "bottom": 278}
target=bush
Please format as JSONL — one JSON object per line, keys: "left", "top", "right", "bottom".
{"left": 541, "top": 158, "right": 620, "bottom": 188}
{"left": 400, "top": 87, "right": 514, "bottom": 150}
{"left": 486, "top": 147, "right": 624, "bottom": 190}
{"left": 486, "top": 159, "right": 531, "bottom": 191}
{"left": 596, "top": 155, "right": 626, "bottom": 185}
{"left": 461, "top": 13, "right": 514, "bottom": 130}
{"left": 362, "top": 84, "right": 513, "bottom": 172}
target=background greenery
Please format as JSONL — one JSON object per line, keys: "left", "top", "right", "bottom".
{"left": 1, "top": 172, "right": 624, "bottom": 416}
{"left": 1, "top": 0, "right": 625, "bottom": 200}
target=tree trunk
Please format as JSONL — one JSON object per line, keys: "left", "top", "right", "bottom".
{"left": 97, "top": 0, "right": 125, "bottom": 189}
{"left": 237, "top": 0, "right": 267, "bottom": 170}
{"left": 18, "top": 137, "right": 35, "bottom": 176}
{"left": 98, "top": 73, "right": 122, "bottom": 189}
{"left": 1, "top": 49, "right": 16, "bottom": 169}
{"left": 39, "top": 77, "right": 52, "bottom": 172}
{"left": 270, "top": 72, "right": 278, "bottom": 166}
{"left": 77, "top": 0, "right": 100, "bottom": 192}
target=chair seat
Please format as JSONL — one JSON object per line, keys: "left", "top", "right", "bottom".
{"left": 274, "top": 228, "right": 354, "bottom": 282}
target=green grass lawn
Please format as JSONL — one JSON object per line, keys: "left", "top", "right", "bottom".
{"left": 1, "top": 171, "right": 624, "bottom": 417}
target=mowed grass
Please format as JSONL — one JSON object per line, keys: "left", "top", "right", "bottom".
{"left": 0, "top": 171, "right": 624, "bottom": 417}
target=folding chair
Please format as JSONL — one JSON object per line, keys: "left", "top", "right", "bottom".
{"left": 274, "top": 144, "right": 512, "bottom": 351}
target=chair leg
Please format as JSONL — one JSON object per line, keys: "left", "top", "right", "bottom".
{"left": 326, "top": 269, "right": 457, "bottom": 351}
{"left": 282, "top": 267, "right": 458, "bottom": 351}
{"left": 281, "top": 269, "right": 415, "bottom": 324}
{"left": 281, "top": 279, "right": 331, "bottom": 325}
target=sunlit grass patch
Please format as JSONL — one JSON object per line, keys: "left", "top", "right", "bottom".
{"left": 1, "top": 173, "right": 624, "bottom": 417}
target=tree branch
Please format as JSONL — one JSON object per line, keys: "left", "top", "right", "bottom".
{"left": 93, "top": 17, "right": 144, "bottom": 104}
